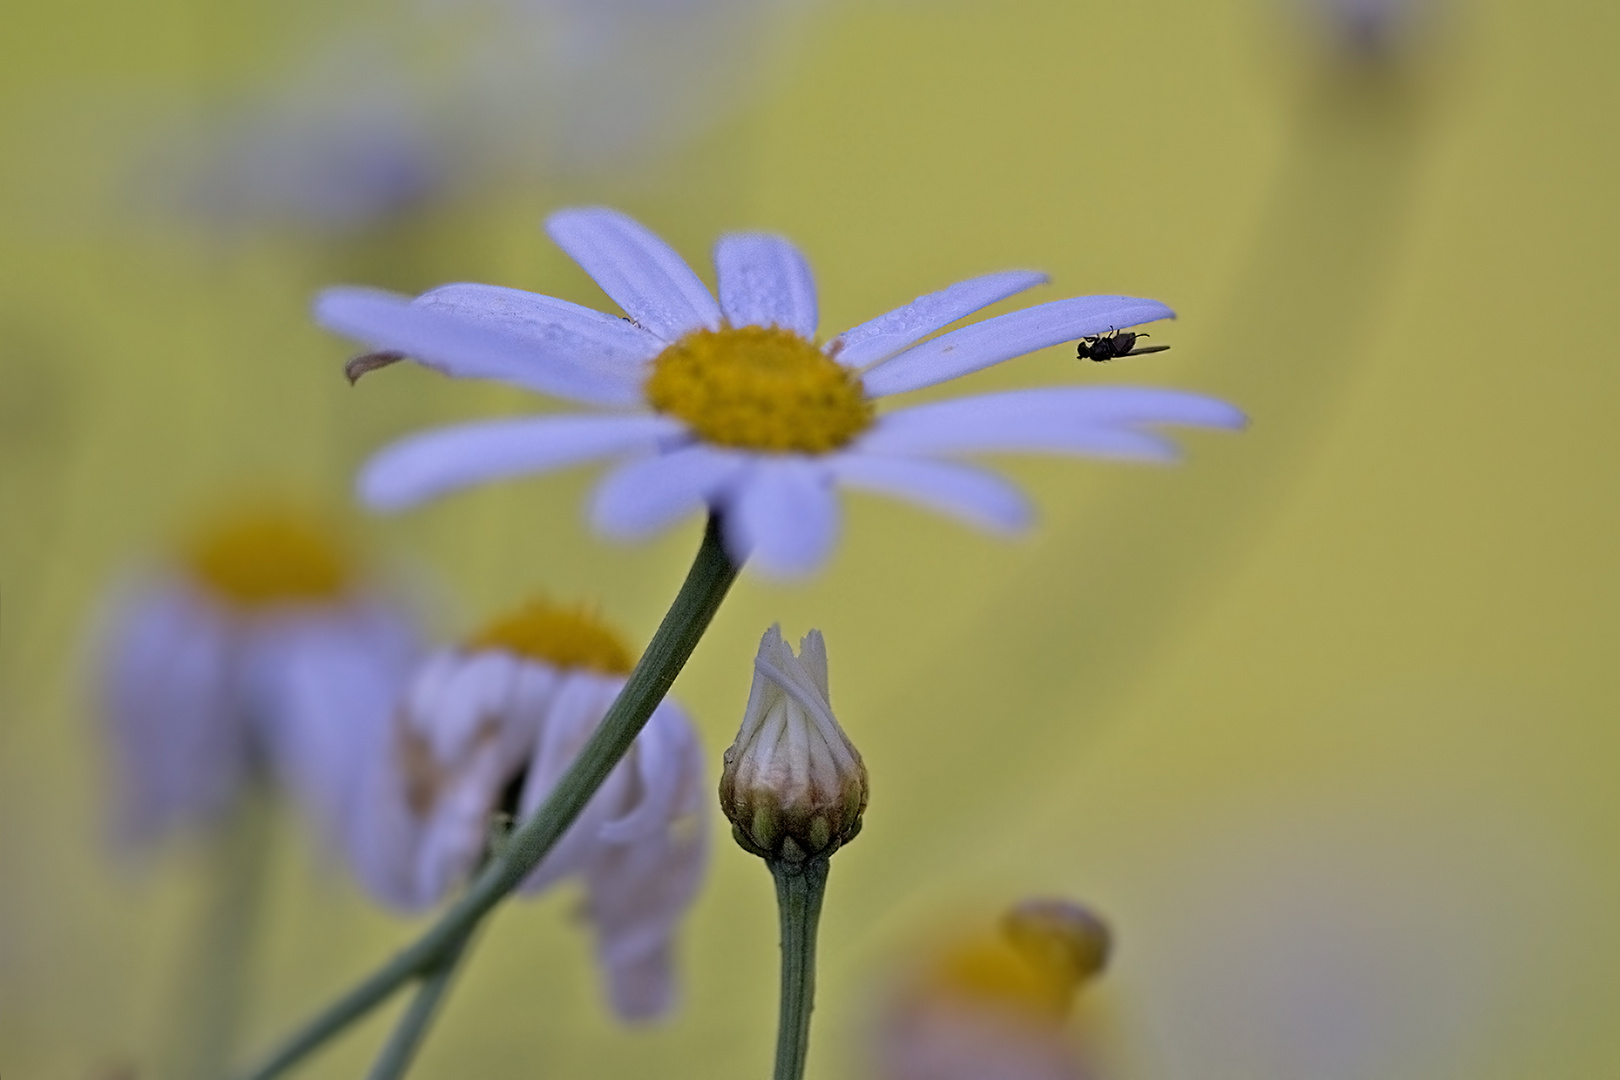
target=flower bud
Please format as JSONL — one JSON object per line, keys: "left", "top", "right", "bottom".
{"left": 719, "top": 626, "right": 868, "bottom": 864}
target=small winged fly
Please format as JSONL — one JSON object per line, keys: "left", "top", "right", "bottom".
{"left": 1075, "top": 329, "right": 1170, "bottom": 363}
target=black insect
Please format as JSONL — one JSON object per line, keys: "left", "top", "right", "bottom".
{"left": 1075, "top": 329, "right": 1171, "bottom": 363}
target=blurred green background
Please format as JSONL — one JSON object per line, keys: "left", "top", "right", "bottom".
{"left": 4, "top": 0, "right": 1620, "bottom": 1077}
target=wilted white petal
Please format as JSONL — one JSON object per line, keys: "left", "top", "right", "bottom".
{"left": 589, "top": 443, "right": 747, "bottom": 539}
{"left": 519, "top": 672, "right": 625, "bottom": 892}
{"left": 359, "top": 414, "right": 684, "bottom": 512}
{"left": 546, "top": 207, "right": 722, "bottom": 341}
{"left": 861, "top": 296, "right": 1176, "bottom": 397}
{"left": 315, "top": 287, "right": 643, "bottom": 406}
{"left": 830, "top": 454, "right": 1034, "bottom": 533}
{"left": 831, "top": 270, "right": 1049, "bottom": 370}
{"left": 97, "top": 581, "right": 244, "bottom": 846}
{"left": 581, "top": 697, "right": 709, "bottom": 1020}
{"left": 415, "top": 283, "right": 663, "bottom": 381}
{"left": 247, "top": 601, "right": 419, "bottom": 855}
{"left": 724, "top": 460, "right": 840, "bottom": 578}
{"left": 597, "top": 699, "right": 684, "bottom": 844}
{"left": 415, "top": 650, "right": 522, "bottom": 760}
{"left": 714, "top": 232, "right": 818, "bottom": 338}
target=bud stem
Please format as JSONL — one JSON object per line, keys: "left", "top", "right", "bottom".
{"left": 769, "top": 856, "right": 830, "bottom": 1080}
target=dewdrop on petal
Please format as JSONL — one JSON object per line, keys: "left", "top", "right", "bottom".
{"left": 719, "top": 626, "right": 867, "bottom": 864}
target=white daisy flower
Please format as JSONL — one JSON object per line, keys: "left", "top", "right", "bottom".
{"left": 95, "top": 508, "right": 421, "bottom": 849}
{"left": 347, "top": 599, "right": 709, "bottom": 1022}
{"left": 316, "top": 207, "right": 1245, "bottom": 577}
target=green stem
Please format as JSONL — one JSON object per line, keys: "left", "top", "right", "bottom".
{"left": 236, "top": 515, "right": 740, "bottom": 1080}
{"left": 363, "top": 931, "right": 475, "bottom": 1080}
{"left": 768, "top": 857, "right": 830, "bottom": 1080}
{"left": 175, "top": 789, "right": 272, "bottom": 1080}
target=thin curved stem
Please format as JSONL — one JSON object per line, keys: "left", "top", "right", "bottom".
{"left": 768, "top": 857, "right": 829, "bottom": 1080}
{"left": 236, "top": 515, "right": 740, "bottom": 1080}
{"left": 363, "top": 930, "right": 475, "bottom": 1080}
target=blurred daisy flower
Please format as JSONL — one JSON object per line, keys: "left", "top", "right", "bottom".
{"left": 318, "top": 208, "right": 1245, "bottom": 577}
{"left": 875, "top": 899, "right": 1113, "bottom": 1080}
{"left": 94, "top": 506, "right": 420, "bottom": 848}
{"left": 345, "top": 598, "right": 709, "bottom": 1021}
{"left": 156, "top": 0, "right": 803, "bottom": 232}
{"left": 1293, "top": 0, "right": 1441, "bottom": 58}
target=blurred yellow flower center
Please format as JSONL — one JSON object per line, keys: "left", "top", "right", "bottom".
{"left": 467, "top": 600, "right": 635, "bottom": 675}
{"left": 186, "top": 510, "right": 351, "bottom": 607}
{"left": 645, "top": 326, "right": 874, "bottom": 453}
{"left": 927, "top": 905, "right": 1109, "bottom": 1021}
{"left": 930, "top": 937, "right": 1077, "bottom": 1020}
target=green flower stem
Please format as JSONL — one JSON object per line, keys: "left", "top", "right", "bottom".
{"left": 768, "top": 857, "right": 830, "bottom": 1080}
{"left": 236, "top": 514, "right": 740, "bottom": 1080}
{"left": 176, "top": 789, "right": 272, "bottom": 1080}
{"left": 363, "top": 929, "right": 475, "bottom": 1080}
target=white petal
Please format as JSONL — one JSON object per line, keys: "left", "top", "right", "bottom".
{"left": 589, "top": 444, "right": 747, "bottom": 540}
{"left": 414, "top": 283, "right": 663, "bottom": 381}
{"left": 724, "top": 459, "right": 840, "bottom": 578}
{"left": 519, "top": 672, "right": 622, "bottom": 892}
{"left": 315, "top": 287, "right": 642, "bottom": 407}
{"left": 857, "top": 387, "right": 1246, "bottom": 461}
{"left": 97, "top": 582, "right": 244, "bottom": 844}
{"left": 545, "top": 207, "right": 722, "bottom": 342}
{"left": 359, "top": 414, "right": 685, "bottom": 512}
{"left": 714, "top": 232, "right": 818, "bottom": 338}
{"left": 829, "top": 454, "right": 1034, "bottom": 533}
{"left": 860, "top": 295, "right": 1176, "bottom": 397}
{"left": 829, "top": 270, "right": 1049, "bottom": 370}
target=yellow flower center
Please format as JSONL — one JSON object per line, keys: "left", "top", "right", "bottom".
{"left": 467, "top": 599, "right": 635, "bottom": 675}
{"left": 930, "top": 937, "right": 1077, "bottom": 1020}
{"left": 186, "top": 509, "right": 351, "bottom": 607}
{"left": 924, "top": 903, "right": 1110, "bottom": 1021}
{"left": 644, "top": 325, "right": 874, "bottom": 453}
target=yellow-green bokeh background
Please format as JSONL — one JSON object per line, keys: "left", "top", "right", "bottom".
{"left": 5, "top": 0, "right": 1620, "bottom": 1077}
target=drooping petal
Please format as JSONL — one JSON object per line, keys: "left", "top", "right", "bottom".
{"left": 829, "top": 454, "right": 1034, "bottom": 533}
{"left": 856, "top": 387, "right": 1246, "bottom": 460}
{"left": 315, "top": 287, "right": 643, "bottom": 406}
{"left": 724, "top": 459, "right": 840, "bottom": 578}
{"left": 546, "top": 207, "right": 722, "bottom": 342}
{"left": 714, "top": 232, "right": 818, "bottom": 338}
{"left": 589, "top": 444, "right": 747, "bottom": 540}
{"left": 414, "top": 283, "right": 663, "bottom": 382}
{"left": 96, "top": 581, "right": 244, "bottom": 846}
{"left": 829, "top": 270, "right": 1049, "bottom": 370}
{"left": 359, "top": 414, "right": 685, "bottom": 512}
{"left": 860, "top": 296, "right": 1176, "bottom": 397}
{"left": 247, "top": 602, "right": 420, "bottom": 860}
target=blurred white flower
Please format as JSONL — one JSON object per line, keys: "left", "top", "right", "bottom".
{"left": 875, "top": 900, "right": 1113, "bottom": 1080}
{"left": 347, "top": 599, "right": 709, "bottom": 1021}
{"left": 1293, "top": 0, "right": 1439, "bottom": 58}
{"left": 159, "top": 0, "right": 803, "bottom": 231}
{"left": 318, "top": 207, "right": 1245, "bottom": 577}
{"left": 94, "top": 507, "right": 421, "bottom": 848}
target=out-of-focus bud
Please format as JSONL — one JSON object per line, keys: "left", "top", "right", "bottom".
{"left": 874, "top": 899, "right": 1115, "bottom": 1080}
{"left": 1001, "top": 900, "right": 1113, "bottom": 1016}
{"left": 719, "top": 626, "right": 868, "bottom": 865}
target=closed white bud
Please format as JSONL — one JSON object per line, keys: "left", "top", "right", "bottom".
{"left": 719, "top": 626, "right": 868, "bottom": 864}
